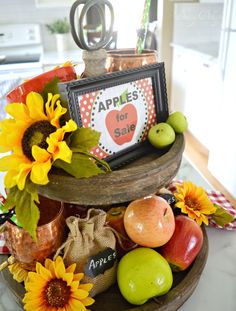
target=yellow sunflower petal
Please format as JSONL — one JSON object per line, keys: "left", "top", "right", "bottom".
{"left": 0, "top": 153, "right": 29, "bottom": 171}
{"left": 71, "top": 289, "right": 89, "bottom": 300}
{"left": 68, "top": 299, "right": 86, "bottom": 311}
{"left": 8, "top": 262, "right": 29, "bottom": 283}
{"left": 44, "top": 258, "right": 54, "bottom": 270}
{"left": 36, "top": 263, "right": 53, "bottom": 281}
{"left": 66, "top": 263, "right": 76, "bottom": 274}
{"left": 52, "top": 141, "right": 72, "bottom": 163}
{"left": 80, "top": 297, "right": 95, "bottom": 307}
{"left": 55, "top": 256, "right": 64, "bottom": 265}
{"left": 45, "top": 94, "right": 60, "bottom": 121}
{"left": 32, "top": 145, "right": 51, "bottom": 162}
{"left": 70, "top": 280, "right": 81, "bottom": 290}
{"left": 23, "top": 291, "right": 44, "bottom": 301}
{"left": 78, "top": 283, "right": 93, "bottom": 292}
{"left": 175, "top": 201, "right": 185, "bottom": 209}
{"left": 193, "top": 210, "right": 201, "bottom": 217}
{"left": 63, "top": 272, "right": 74, "bottom": 285}
{"left": 199, "top": 214, "right": 209, "bottom": 226}
{"left": 45, "top": 93, "right": 67, "bottom": 129}
{"left": 45, "top": 260, "right": 56, "bottom": 278}
{"left": 50, "top": 102, "right": 67, "bottom": 128}
{"left": 25, "top": 276, "right": 46, "bottom": 291}
{"left": 23, "top": 301, "right": 46, "bottom": 311}
{"left": 62, "top": 120, "right": 77, "bottom": 133}
{"left": 65, "top": 303, "right": 79, "bottom": 311}
{"left": 30, "top": 159, "right": 51, "bottom": 185}
{"left": 26, "top": 92, "right": 48, "bottom": 121}
{"left": 55, "top": 260, "right": 66, "bottom": 279}
{"left": 3, "top": 169, "right": 17, "bottom": 189}
{"left": 0, "top": 120, "right": 27, "bottom": 152}
{"left": 48, "top": 128, "right": 64, "bottom": 144}
{"left": 14, "top": 163, "right": 33, "bottom": 190}
{"left": 73, "top": 273, "right": 84, "bottom": 282}
{"left": 5, "top": 102, "right": 30, "bottom": 122}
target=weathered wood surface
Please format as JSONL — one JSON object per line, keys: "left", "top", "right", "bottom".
{"left": 0, "top": 226, "right": 208, "bottom": 311}
{"left": 38, "top": 134, "right": 185, "bottom": 206}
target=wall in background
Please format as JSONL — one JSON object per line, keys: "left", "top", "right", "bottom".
{"left": 0, "top": 0, "right": 77, "bottom": 51}
{"left": 173, "top": 3, "right": 223, "bottom": 45}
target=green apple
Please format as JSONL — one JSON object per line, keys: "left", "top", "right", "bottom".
{"left": 117, "top": 248, "right": 173, "bottom": 305}
{"left": 148, "top": 123, "right": 175, "bottom": 149}
{"left": 167, "top": 111, "right": 188, "bottom": 133}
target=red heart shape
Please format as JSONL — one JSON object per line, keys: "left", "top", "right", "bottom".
{"left": 105, "top": 104, "right": 138, "bottom": 145}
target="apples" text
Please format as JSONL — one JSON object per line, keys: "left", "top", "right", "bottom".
{"left": 98, "top": 90, "right": 138, "bottom": 113}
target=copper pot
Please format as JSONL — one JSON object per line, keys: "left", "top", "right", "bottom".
{"left": 106, "top": 49, "right": 158, "bottom": 72}
{"left": 4, "top": 197, "right": 65, "bottom": 271}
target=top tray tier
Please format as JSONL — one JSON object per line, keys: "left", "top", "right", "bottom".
{"left": 38, "top": 134, "right": 185, "bottom": 206}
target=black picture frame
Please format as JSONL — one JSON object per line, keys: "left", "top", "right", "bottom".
{"left": 58, "top": 62, "right": 169, "bottom": 168}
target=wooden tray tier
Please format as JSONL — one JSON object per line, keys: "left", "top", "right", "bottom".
{"left": 0, "top": 226, "right": 208, "bottom": 311}
{"left": 38, "top": 134, "right": 185, "bottom": 206}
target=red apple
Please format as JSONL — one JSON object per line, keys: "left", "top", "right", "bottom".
{"left": 159, "top": 215, "right": 203, "bottom": 271}
{"left": 106, "top": 206, "right": 138, "bottom": 257}
{"left": 123, "top": 195, "right": 175, "bottom": 248}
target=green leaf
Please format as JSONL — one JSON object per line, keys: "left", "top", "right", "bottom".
{"left": 54, "top": 153, "right": 105, "bottom": 178}
{"left": 4, "top": 187, "right": 18, "bottom": 212}
{"left": 25, "top": 182, "right": 40, "bottom": 204}
{"left": 5, "top": 181, "right": 40, "bottom": 241}
{"left": 117, "top": 89, "right": 128, "bottom": 107}
{"left": 212, "top": 204, "right": 235, "bottom": 227}
{"left": 68, "top": 128, "right": 101, "bottom": 150}
{"left": 71, "top": 148, "right": 111, "bottom": 172}
{"left": 40, "top": 76, "right": 60, "bottom": 102}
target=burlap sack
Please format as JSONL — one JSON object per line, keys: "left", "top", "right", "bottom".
{"left": 55, "top": 208, "right": 117, "bottom": 297}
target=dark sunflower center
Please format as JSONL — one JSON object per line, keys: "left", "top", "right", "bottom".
{"left": 44, "top": 279, "right": 71, "bottom": 308}
{"left": 22, "top": 120, "right": 56, "bottom": 161}
{"left": 185, "top": 196, "right": 200, "bottom": 210}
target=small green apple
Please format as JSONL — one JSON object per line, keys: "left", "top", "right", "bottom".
{"left": 167, "top": 111, "right": 188, "bottom": 133}
{"left": 117, "top": 248, "right": 173, "bottom": 305}
{"left": 148, "top": 123, "right": 175, "bottom": 149}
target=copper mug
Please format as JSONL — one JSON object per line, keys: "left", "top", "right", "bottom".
{"left": 106, "top": 48, "right": 158, "bottom": 72}
{"left": 4, "top": 196, "right": 65, "bottom": 271}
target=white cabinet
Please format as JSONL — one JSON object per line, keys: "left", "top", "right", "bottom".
{"left": 35, "top": 0, "right": 74, "bottom": 7}
{"left": 171, "top": 0, "right": 224, "bottom": 3}
{"left": 170, "top": 49, "right": 189, "bottom": 113}
{"left": 170, "top": 47, "right": 221, "bottom": 150}
{"left": 200, "top": 0, "right": 224, "bottom": 2}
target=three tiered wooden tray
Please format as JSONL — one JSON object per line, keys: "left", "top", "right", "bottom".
{"left": 0, "top": 134, "right": 209, "bottom": 310}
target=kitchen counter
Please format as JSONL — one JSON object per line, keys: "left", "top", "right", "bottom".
{"left": 42, "top": 49, "right": 85, "bottom": 75}
{"left": 0, "top": 155, "right": 235, "bottom": 311}
{"left": 42, "top": 49, "right": 83, "bottom": 67}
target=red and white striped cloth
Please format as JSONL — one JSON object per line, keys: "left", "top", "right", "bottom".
{"left": 0, "top": 232, "right": 9, "bottom": 254}
{"left": 0, "top": 192, "right": 8, "bottom": 254}
{"left": 167, "top": 178, "right": 236, "bottom": 230}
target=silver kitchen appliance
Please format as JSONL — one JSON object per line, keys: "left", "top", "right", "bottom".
{"left": 0, "top": 23, "right": 43, "bottom": 79}
{"left": 0, "top": 23, "right": 43, "bottom": 118}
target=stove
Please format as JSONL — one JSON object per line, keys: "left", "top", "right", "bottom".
{"left": 0, "top": 24, "right": 43, "bottom": 119}
{"left": 0, "top": 23, "right": 43, "bottom": 79}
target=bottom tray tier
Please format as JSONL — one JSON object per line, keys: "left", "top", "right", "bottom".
{"left": 0, "top": 226, "right": 208, "bottom": 311}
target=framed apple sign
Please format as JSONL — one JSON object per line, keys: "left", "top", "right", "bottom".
{"left": 58, "top": 62, "right": 169, "bottom": 168}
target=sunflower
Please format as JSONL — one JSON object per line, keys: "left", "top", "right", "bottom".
{"left": 8, "top": 262, "right": 29, "bottom": 283}
{"left": 174, "top": 181, "right": 216, "bottom": 225}
{"left": 23, "top": 256, "right": 95, "bottom": 311}
{"left": 0, "top": 91, "right": 77, "bottom": 190}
